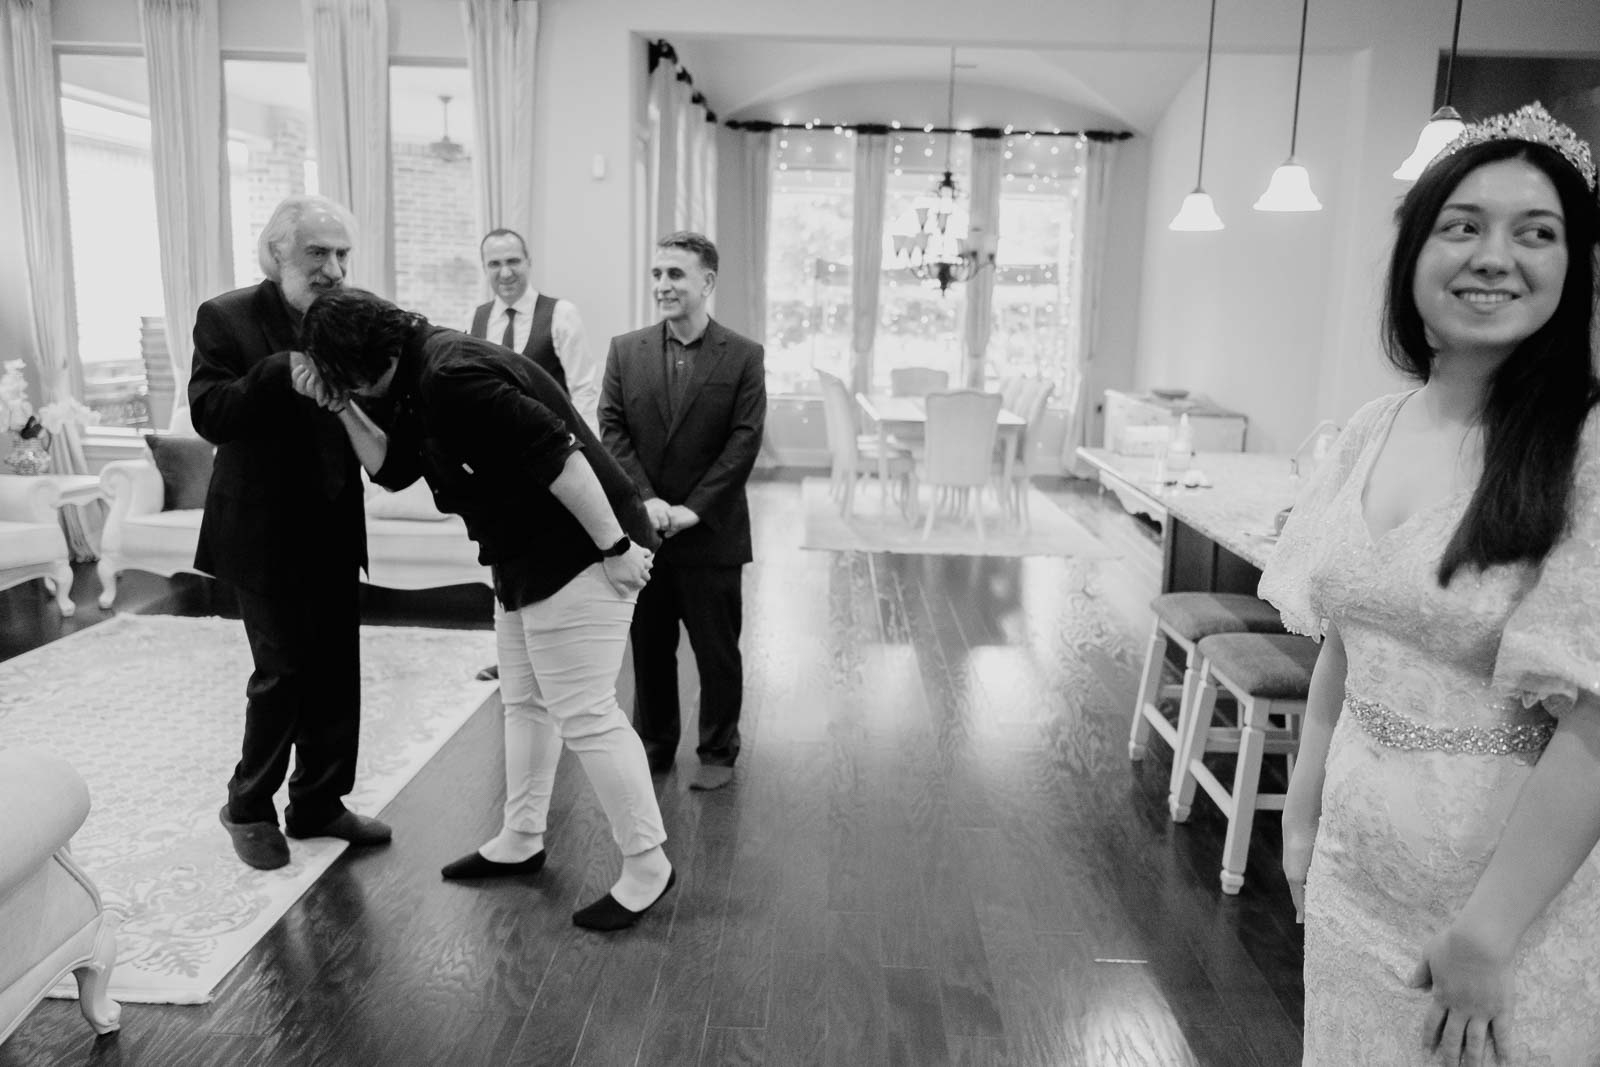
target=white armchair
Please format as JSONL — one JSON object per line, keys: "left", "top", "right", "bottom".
{"left": 0, "top": 749, "right": 120, "bottom": 1047}
{"left": 0, "top": 475, "right": 76, "bottom": 616}
{"left": 95, "top": 458, "right": 201, "bottom": 608}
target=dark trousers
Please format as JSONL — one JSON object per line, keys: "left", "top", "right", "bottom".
{"left": 630, "top": 561, "right": 743, "bottom": 767}
{"left": 228, "top": 572, "right": 361, "bottom": 831}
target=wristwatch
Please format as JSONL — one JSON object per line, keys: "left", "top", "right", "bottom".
{"left": 600, "top": 535, "right": 632, "bottom": 558}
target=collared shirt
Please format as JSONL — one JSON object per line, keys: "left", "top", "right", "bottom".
{"left": 466, "top": 289, "right": 600, "bottom": 431}
{"left": 663, "top": 320, "right": 707, "bottom": 420}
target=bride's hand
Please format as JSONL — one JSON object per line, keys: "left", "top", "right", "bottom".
{"left": 1281, "top": 812, "right": 1316, "bottom": 924}
{"left": 1407, "top": 924, "right": 1513, "bottom": 1067}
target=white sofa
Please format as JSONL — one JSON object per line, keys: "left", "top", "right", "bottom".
{"left": 0, "top": 475, "right": 76, "bottom": 617}
{"left": 96, "top": 458, "right": 491, "bottom": 609}
{"left": 0, "top": 749, "right": 120, "bottom": 1047}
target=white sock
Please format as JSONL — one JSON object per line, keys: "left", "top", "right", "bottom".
{"left": 478, "top": 827, "right": 544, "bottom": 864}
{"left": 611, "top": 846, "right": 671, "bottom": 911}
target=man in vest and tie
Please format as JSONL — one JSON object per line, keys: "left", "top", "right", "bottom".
{"left": 467, "top": 228, "right": 599, "bottom": 431}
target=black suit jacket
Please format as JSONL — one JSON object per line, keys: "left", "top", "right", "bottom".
{"left": 599, "top": 318, "right": 765, "bottom": 567}
{"left": 188, "top": 280, "right": 367, "bottom": 593}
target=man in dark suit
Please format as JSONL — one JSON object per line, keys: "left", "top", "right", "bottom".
{"left": 189, "top": 194, "right": 395, "bottom": 870}
{"left": 600, "top": 231, "right": 766, "bottom": 791}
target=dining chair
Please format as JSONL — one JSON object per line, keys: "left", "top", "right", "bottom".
{"left": 918, "top": 389, "right": 1002, "bottom": 540}
{"left": 816, "top": 370, "right": 914, "bottom": 518}
{"left": 999, "top": 378, "right": 1055, "bottom": 529}
{"left": 998, "top": 374, "right": 1027, "bottom": 414}
{"left": 889, "top": 366, "right": 950, "bottom": 398}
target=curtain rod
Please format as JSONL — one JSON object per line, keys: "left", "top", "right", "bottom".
{"left": 648, "top": 39, "right": 718, "bottom": 122}
{"left": 725, "top": 120, "right": 1131, "bottom": 141}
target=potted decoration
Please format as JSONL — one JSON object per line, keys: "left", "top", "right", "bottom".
{"left": 0, "top": 360, "right": 100, "bottom": 475}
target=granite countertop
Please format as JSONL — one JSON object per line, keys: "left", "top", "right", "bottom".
{"left": 1077, "top": 448, "right": 1301, "bottom": 569}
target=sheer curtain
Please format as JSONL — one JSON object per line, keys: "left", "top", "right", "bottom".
{"left": 1, "top": 0, "right": 94, "bottom": 553}
{"left": 461, "top": 0, "right": 537, "bottom": 240}
{"left": 138, "top": 0, "right": 229, "bottom": 421}
{"left": 645, "top": 42, "right": 716, "bottom": 241}
{"left": 688, "top": 103, "right": 716, "bottom": 238}
{"left": 642, "top": 42, "right": 718, "bottom": 324}
{"left": 849, "top": 131, "right": 887, "bottom": 397}
{"left": 732, "top": 128, "right": 773, "bottom": 342}
{"left": 304, "top": 0, "right": 392, "bottom": 294}
{"left": 961, "top": 132, "right": 1002, "bottom": 389}
{"left": 1062, "top": 136, "right": 1117, "bottom": 459}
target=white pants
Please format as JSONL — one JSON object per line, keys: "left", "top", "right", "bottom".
{"left": 493, "top": 562, "right": 665, "bottom": 857}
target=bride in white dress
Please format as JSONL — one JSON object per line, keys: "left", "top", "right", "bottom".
{"left": 1260, "top": 104, "right": 1600, "bottom": 1067}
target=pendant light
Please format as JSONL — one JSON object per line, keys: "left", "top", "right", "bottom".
{"left": 1393, "top": 0, "right": 1466, "bottom": 180}
{"left": 1170, "top": 0, "right": 1224, "bottom": 231}
{"left": 1254, "top": 0, "right": 1322, "bottom": 211}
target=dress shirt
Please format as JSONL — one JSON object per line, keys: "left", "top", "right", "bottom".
{"left": 664, "top": 322, "right": 705, "bottom": 422}
{"left": 467, "top": 288, "right": 599, "bottom": 431}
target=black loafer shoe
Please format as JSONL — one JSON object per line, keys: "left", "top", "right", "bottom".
{"left": 572, "top": 867, "right": 676, "bottom": 931}
{"left": 441, "top": 849, "right": 547, "bottom": 880}
{"left": 219, "top": 805, "right": 290, "bottom": 870}
{"left": 286, "top": 810, "right": 392, "bottom": 846}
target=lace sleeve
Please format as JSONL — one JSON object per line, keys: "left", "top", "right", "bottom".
{"left": 1258, "top": 393, "right": 1406, "bottom": 639}
{"left": 1495, "top": 411, "right": 1600, "bottom": 716}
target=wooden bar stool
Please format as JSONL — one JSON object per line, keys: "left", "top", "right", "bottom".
{"left": 1129, "top": 593, "right": 1286, "bottom": 787}
{"left": 1170, "top": 632, "right": 1319, "bottom": 894}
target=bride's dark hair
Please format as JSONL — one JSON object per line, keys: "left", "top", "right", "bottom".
{"left": 1382, "top": 138, "right": 1600, "bottom": 585}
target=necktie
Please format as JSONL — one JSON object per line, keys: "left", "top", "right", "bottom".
{"left": 500, "top": 308, "right": 517, "bottom": 350}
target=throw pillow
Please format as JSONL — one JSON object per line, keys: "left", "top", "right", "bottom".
{"left": 144, "top": 433, "right": 215, "bottom": 511}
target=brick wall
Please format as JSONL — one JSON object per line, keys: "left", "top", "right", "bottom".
{"left": 235, "top": 117, "right": 481, "bottom": 324}
{"left": 392, "top": 139, "right": 481, "bottom": 326}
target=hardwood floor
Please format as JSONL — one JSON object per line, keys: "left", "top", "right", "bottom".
{"left": 0, "top": 477, "right": 1304, "bottom": 1066}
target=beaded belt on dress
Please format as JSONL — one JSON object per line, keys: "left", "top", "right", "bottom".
{"left": 1345, "top": 695, "right": 1554, "bottom": 755}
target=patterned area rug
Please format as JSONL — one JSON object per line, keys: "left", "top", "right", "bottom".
{"left": 800, "top": 476, "right": 1117, "bottom": 560}
{"left": 0, "top": 614, "right": 496, "bottom": 1005}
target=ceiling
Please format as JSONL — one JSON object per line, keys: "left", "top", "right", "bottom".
{"left": 667, "top": 40, "right": 1213, "bottom": 134}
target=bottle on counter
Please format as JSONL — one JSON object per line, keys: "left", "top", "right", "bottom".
{"left": 1164, "top": 413, "right": 1193, "bottom": 483}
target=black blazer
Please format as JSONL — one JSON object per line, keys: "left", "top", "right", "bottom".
{"left": 599, "top": 318, "right": 766, "bottom": 567}
{"left": 188, "top": 281, "right": 367, "bottom": 593}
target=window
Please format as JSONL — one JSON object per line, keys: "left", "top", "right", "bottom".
{"left": 224, "top": 59, "right": 317, "bottom": 290}
{"left": 989, "top": 135, "right": 1087, "bottom": 396}
{"left": 59, "top": 53, "right": 165, "bottom": 429}
{"left": 389, "top": 64, "right": 479, "bottom": 326}
{"left": 764, "top": 128, "right": 853, "bottom": 395}
{"left": 876, "top": 131, "right": 970, "bottom": 392}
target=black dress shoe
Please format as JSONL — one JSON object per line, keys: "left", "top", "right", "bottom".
{"left": 441, "top": 849, "right": 547, "bottom": 880}
{"left": 219, "top": 805, "right": 290, "bottom": 870}
{"left": 572, "top": 867, "right": 676, "bottom": 931}
{"left": 285, "top": 810, "right": 392, "bottom": 846}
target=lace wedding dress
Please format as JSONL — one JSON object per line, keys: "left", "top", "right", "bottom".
{"left": 1260, "top": 391, "right": 1600, "bottom": 1066}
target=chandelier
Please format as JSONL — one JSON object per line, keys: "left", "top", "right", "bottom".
{"left": 429, "top": 94, "right": 466, "bottom": 164}
{"left": 890, "top": 49, "right": 992, "bottom": 295}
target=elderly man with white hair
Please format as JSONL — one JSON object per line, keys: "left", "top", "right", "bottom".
{"left": 189, "top": 194, "right": 397, "bottom": 870}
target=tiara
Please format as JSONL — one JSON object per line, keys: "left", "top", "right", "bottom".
{"left": 1429, "top": 102, "right": 1596, "bottom": 192}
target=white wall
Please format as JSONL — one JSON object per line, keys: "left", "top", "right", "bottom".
{"left": 1136, "top": 51, "right": 1354, "bottom": 454}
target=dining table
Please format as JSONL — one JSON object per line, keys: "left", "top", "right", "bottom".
{"left": 855, "top": 392, "right": 1028, "bottom": 518}
{"left": 1075, "top": 447, "right": 1302, "bottom": 594}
